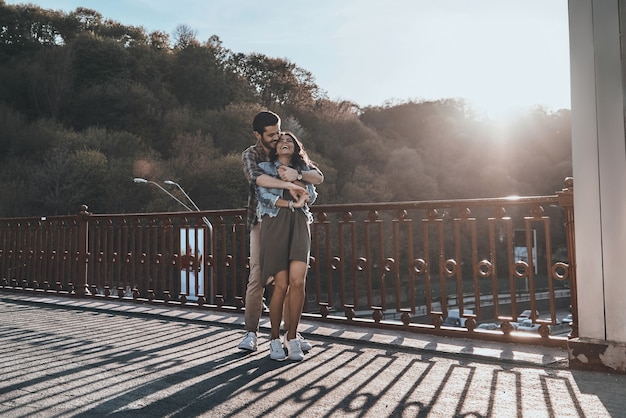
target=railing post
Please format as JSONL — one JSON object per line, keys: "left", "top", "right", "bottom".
{"left": 203, "top": 216, "right": 213, "bottom": 305}
{"left": 557, "top": 177, "right": 577, "bottom": 338}
{"left": 76, "top": 205, "right": 91, "bottom": 297}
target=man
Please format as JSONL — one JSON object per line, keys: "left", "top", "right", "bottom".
{"left": 239, "top": 111, "right": 324, "bottom": 351}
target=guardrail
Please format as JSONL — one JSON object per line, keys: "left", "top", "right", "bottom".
{"left": 0, "top": 179, "right": 577, "bottom": 347}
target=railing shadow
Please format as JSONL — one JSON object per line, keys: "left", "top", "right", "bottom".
{"left": 0, "top": 298, "right": 616, "bottom": 418}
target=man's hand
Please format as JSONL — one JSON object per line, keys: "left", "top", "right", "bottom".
{"left": 278, "top": 165, "right": 298, "bottom": 182}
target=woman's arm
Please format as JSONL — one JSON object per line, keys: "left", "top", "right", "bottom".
{"left": 256, "top": 186, "right": 281, "bottom": 208}
{"left": 256, "top": 161, "right": 307, "bottom": 202}
{"left": 257, "top": 174, "right": 307, "bottom": 199}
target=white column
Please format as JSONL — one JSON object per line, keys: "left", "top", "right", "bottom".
{"left": 569, "top": 0, "right": 626, "bottom": 343}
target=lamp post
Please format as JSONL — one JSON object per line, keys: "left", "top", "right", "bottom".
{"left": 164, "top": 180, "right": 200, "bottom": 211}
{"left": 163, "top": 180, "right": 212, "bottom": 230}
{"left": 133, "top": 177, "right": 193, "bottom": 212}
{"left": 163, "top": 180, "right": 214, "bottom": 305}
{"left": 134, "top": 177, "right": 213, "bottom": 304}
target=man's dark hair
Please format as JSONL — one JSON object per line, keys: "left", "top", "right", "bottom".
{"left": 252, "top": 111, "right": 281, "bottom": 135}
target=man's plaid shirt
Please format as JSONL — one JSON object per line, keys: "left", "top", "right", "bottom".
{"left": 242, "top": 141, "right": 269, "bottom": 230}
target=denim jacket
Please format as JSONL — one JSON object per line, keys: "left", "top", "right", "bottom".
{"left": 256, "top": 160, "right": 317, "bottom": 224}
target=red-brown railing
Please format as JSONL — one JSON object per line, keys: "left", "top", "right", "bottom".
{"left": 0, "top": 179, "right": 577, "bottom": 348}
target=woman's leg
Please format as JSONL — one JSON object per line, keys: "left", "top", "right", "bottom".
{"left": 283, "top": 287, "right": 291, "bottom": 331}
{"left": 269, "top": 270, "right": 288, "bottom": 339}
{"left": 285, "top": 260, "right": 307, "bottom": 341}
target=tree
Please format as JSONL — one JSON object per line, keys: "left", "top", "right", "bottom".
{"left": 173, "top": 24, "right": 198, "bottom": 50}
{"left": 69, "top": 7, "right": 103, "bottom": 34}
{"left": 98, "top": 20, "right": 147, "bottom": 47}
{"left": 149, "top": 30, "right": 170, "bottom": 50}
{"left": 0, "top": 3, "right": 61, "bottom": 57}
{"left": 31, "top": 147, "right": 108, "bottom": 215}
{"left": 0, "top": 158, "right": 35, "bottom": 217}
{"left": 200, "top": 103, "right": 265, "bottom": 155}
{"left": 22, "top": 46, "right": 74, "bottom": 119}
{"left": 0, "top": 103, "right": 26, "bottom": 157}
{"left": 204, "top": 154, "right": 250, "bottom": 209}
{"left": 168, "top": 40, "right": 242, "bottom": 110}
{"left": 68, "top": 34, "right": 130, "bottom": 91}
{"left": 229, "top": 53, "right": 324, "bottom": 109}
{"left": 383, "top": 147, "right": 438, "bottom": 201}
{"left": 341, "top": 165, "right": 393, "bottom": 203}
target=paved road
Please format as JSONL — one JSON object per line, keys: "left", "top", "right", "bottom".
{"left": 0, "top": 295, "right": 624, "bottom": 417}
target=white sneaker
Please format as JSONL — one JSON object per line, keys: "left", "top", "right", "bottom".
{"left": 269, "top": 338, "right": 286, "bottom": 361}
{"left": 285, "top": 337, "right": 304, "bottom": 361}
{"left": 296, "top": 333, "right": 312, "bottom": 351}
{"left": 237, "top": 332, "right": 257, "bottom": 351}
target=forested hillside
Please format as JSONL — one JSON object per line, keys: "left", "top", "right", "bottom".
{"left": 0, "top": 1, "right": 572, "bottom": 217}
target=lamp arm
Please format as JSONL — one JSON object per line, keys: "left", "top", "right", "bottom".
{"left": 149, "top": 181, "right": 193, "bottom": 212}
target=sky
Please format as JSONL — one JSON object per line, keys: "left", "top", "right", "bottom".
{"left": 6, "top": 0, "right": 571, "bottom": 118}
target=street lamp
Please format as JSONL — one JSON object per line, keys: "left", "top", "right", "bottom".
{"left": 164, "top": 180, "right": 200, "bottom": 211}
{"left": 133, "top": 177, "right": 193, "bottom": 212}
{"left": 163, "top": 180, "right": 212, "bottom": 231}
{"left": 162, "top": 179, "right": 214, "bottom": 305}
{"left": 133, "top": 177, "right": 213, "bottom": 303}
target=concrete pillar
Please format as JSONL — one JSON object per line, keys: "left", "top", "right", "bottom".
{"left": 568, "top": 0, "right": 626, "bottom": 373}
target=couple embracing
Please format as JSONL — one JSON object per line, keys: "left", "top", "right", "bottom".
{"left": 240, "top": 111, "right": 324, "bottom": 361}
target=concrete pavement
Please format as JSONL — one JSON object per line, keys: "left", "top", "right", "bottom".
{"left": 0, "top": 293, "right": 624, "bottom": 417}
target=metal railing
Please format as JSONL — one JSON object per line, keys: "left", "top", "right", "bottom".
{"left": 0, "top": 179, "right": 577, "bottom": 348}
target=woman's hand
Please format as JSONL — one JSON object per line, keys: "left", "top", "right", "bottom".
{"left": 285, "top": 182, "right": 306, "bottom": 200}
{"left": 293, "top": 191, "right": 309, "bottom": 208}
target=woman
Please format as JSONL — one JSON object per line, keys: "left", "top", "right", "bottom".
{"left": 256, "top": 131, "right": 318, "bottom": 361}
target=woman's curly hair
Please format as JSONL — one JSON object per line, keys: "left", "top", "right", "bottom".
{"left": 269, "top": 131, "right": 317, "bottom": 170}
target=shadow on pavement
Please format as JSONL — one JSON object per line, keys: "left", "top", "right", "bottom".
{"left": 0, "top": 298, "right": 624, "bottom": 417}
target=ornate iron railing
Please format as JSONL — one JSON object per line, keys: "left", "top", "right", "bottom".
{"left": 0, "top": 179, "right": 577, "bottom": 348}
